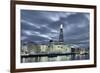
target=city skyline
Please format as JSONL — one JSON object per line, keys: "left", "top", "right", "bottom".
{"left": 21, "top": 10, "right": 90, "bottom": 48}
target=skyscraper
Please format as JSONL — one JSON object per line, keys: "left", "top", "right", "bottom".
{"left": 59, "top": 24, "right": 64, "bottom": 44}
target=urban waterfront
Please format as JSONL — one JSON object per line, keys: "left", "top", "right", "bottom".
{"left": 21, "top": 52, "right": 89, "bottom": 63}
{"left": 21, "top": 24, "right": 89, "bottom": 63}
{"left": 21, "top": 10, "right": 90, "bottom": 63}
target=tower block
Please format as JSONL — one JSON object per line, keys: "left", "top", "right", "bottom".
{"left": 59, "top": 24, "right": 64, "bottom": 44}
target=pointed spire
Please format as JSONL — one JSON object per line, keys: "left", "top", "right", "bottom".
{"left": 59, "top": 24, "right": 64, "bottom": 44}
{"left": 60, "top": 24, "right": 63, "bottom": 29}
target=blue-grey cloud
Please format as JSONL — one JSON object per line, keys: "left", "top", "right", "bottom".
{"left": 21, "top": 10, "right": 90, "bottom": 48}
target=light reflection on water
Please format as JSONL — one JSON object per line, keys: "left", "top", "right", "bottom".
{"left": 21, "top": 54, "right": 89, "bottom": 63}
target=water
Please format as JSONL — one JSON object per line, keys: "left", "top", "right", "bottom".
{"left": 21, "top": 53, "right": 89, "bottom": 63}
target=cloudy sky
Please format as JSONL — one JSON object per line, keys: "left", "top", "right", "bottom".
{"left": 21, "top": 9, "right": 90, "bottom": 48}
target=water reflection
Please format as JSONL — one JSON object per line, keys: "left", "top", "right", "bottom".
{"left": 21, "top": 53, "right": 89, "bottom": 63}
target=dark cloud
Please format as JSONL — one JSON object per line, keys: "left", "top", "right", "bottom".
{"left": 21, "top": 9, "right": 90, "bottom": 48}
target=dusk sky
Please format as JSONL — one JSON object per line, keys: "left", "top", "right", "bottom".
{"left": 21, "top": 10, "right": 90, "bottom": 48}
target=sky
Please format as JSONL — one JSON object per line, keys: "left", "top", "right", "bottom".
{"left": 21, "top": 10, "right": 90, "bottom": 48}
